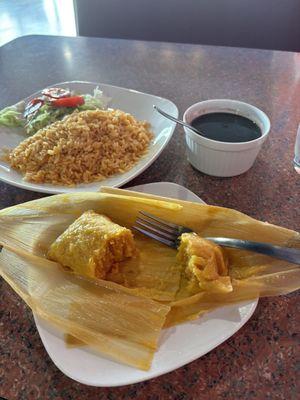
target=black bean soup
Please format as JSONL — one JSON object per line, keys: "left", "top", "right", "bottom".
{"left": 191, "top": 112, "right": 261, "bottom": 143}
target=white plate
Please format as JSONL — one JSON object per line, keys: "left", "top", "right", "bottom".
{"left": 0, "top": 81, "right": 177, "bottom": 194}
{"left": 33, "top": 182, "right": 258, "bottom": 387}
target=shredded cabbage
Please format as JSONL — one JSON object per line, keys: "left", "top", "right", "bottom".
{"left": 78, "top": 87, "right": 111, "bottom": 111}
{"left": 0, "top": 103, "right": 25, "bottom": 128}
{"left": 25, "top": 104, "right": 75, "bottom": 136}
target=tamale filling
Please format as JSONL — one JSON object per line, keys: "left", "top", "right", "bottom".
{"left": 177, "top": 233, "right": 233, "bottom": 294}
{"left": 48, "top": 210, "right": 136, "bottom": 279}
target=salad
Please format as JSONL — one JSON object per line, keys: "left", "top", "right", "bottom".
{"left": 0, "top": 87, "right": 110, "bottom": 135}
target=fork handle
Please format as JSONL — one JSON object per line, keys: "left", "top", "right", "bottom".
{"left": 206, "top": 237, "right": 300, "bottom": 265}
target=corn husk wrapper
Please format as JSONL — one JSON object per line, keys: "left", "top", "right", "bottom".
{"left": 0, "top": 188, "right": 299, "bottom": 369}
{"left": 0, "top": 245, "right": 170, "bottom": 370}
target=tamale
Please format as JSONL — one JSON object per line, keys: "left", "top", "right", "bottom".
{"left": 48, "top": 210, "right": 135, "bottom": 279}
{"left": 0, "top": 188, "right": 299, "bottom": 370}
{"left": 177, "top": 233, "right": 232, "bottom": 294}
{"left": 0, "top": 194, "right": 182, "bottom": 301}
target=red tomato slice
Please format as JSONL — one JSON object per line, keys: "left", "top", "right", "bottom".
{"left": 51, "top": 96, "right": 85, "bottom": 108}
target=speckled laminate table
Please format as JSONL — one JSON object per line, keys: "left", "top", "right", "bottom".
{"left": 0, "top": 35, "right": 299, "bottom": 400}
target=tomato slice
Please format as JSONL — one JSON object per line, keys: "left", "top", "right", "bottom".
{"left": 41, "top": 88, "right": 70, "bottom": 99}
{"left": 51, "top": 96, "right": 85, "bottom": 108}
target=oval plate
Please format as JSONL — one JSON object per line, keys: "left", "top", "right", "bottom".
{"left": 0, "top": 81, "right": 178, "bottom": 194}
{"left": 34, "top": 182, "right": 258, "bottom": 387}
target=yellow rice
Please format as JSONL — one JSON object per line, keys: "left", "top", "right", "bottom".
{"left": 7, "top": 109, "right": 153, "bottom": 185}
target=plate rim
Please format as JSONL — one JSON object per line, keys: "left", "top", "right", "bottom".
{"left": 0, "top": 81, "right": 178, "bottom": 194}
{"left": 33, "top": 181, "right": 258, "bottom": 387}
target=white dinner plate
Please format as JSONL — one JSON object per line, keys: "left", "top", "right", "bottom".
{"left": 33, "top": 182, "right": 258, "bottom": 387}
{"left": 0, "top": 81, "right": 178, "bottom": 194}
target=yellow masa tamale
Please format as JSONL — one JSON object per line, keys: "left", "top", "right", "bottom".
{"left": 48, "top": 210, "right": 136, "bottom": 279}
{"left": 177, "top": 233, "right": 232, "bottom": 293}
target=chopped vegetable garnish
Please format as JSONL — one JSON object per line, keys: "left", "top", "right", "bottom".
{"left": 0, "top": 86, "right": 110, "bottom": 135}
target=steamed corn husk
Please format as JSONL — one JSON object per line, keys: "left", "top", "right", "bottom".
{"left": 0, "top": 188, "right": 299, "bottom": 369}
{"left": 0, "top": 245, "right": 170, "bottom": 370}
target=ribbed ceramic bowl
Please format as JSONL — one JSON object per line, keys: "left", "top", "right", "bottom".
{"left": 183, "top": 99, "right": 271, "bottom": 177}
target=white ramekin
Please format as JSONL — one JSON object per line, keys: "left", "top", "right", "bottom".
{"left": 183, "top": 99, "right": 271, "bottom": 177}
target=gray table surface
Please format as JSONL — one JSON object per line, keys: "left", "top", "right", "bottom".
{"left": 0, "top": 35, "right": 299, "bottom": 400}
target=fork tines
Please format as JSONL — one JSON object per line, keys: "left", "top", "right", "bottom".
{"left": 133, "top": 211, "right": 180, "bottom": 248}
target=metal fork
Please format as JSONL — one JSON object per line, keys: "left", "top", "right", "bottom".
{"left": 133, "top": 211, "right": 300, "bottom": 265}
